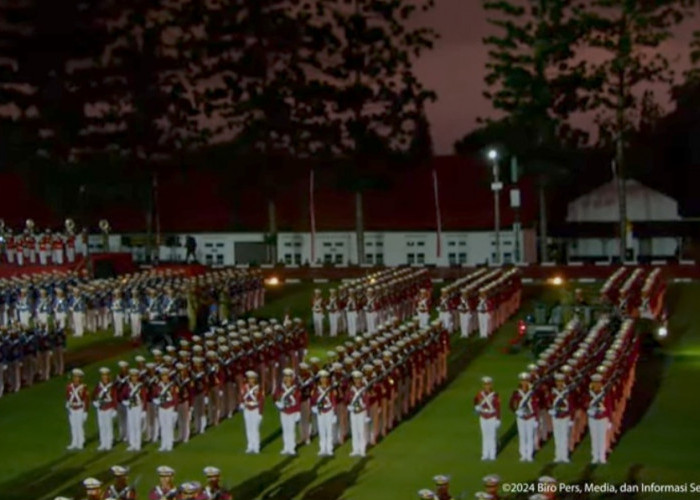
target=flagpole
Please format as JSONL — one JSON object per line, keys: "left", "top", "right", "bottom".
{"left": 432, "top": 169, "right": 442, "bottom": 259}
{"left": 309, "top": 169, "right": 316, "bottom": 264}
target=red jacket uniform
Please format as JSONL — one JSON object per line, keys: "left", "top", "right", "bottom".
{"left": 240, "top": 382, "right": 264, "bottom": 412}
{"left": 66, "top": 382, "right": 90, "bottom": 410}
{"left": 548, "top": 387, "right": 575, "bottom": 419}
{"left": 274, "top": 383, "right": 302, "bottom": 414}
{"left": 92, "top": 382, "right": 118, "bottom": 411}
{"left": 586, "top": 389, "right": 613, "bottom": 420}
{"left": 346, "top": 385, "right": 369, "bottom": 413}
{"left": 152, "top": 381, "right": 178, "bottom": 410}
{"left": 312, "top": 384, "right": 337, "bottom": 414}
{"left": 121, "top": 381, "right": 148, "bottom": 411}
{"left": 474, "top": 390, "right": 500, "bottom": 419}
{"left": 509, "top": 388, "right": 538, "bottom": 419}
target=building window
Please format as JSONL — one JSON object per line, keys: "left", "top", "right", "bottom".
{"left": 416, "top": 253, "right": 425, "bottom": 264}
{"left": 294, "top": 253, "right": 301, "bottom": 265}
{"left": 284, "top": 242, "right": 292, "bottom": 248}
{"left": 503, "top": 252, "right": 513, "bottom": 263}
{"left": 458, "top": 252, "right": 467, "bottom": 264}
{"left": 323, "top": 242, "right": 332, "bottom": 248}
{"left": 216, "top": 254, "right": 224, "bottom": 265}
{"left": 417, "top": 241, "right": 425, "bottom": 247}
{"left": 204, "top": 243, "right": 213, "bottom": 248}
{"left": 448, "top": 241, "right": 456, "bottom": 247}
{"left": 407, "top": 241, "right": 415, "bottom": 247}
{"left": 334, "top": 254, "right": 343, "bottom": 264}
{"left": 459, "top": 241, "right": 466, "bottom": 247}
{"left": 448, "top": 253, "right": 457, "bottom": 265}
{"left": 284, "top": 254, "right": 293, "bottom": 265}
{"left": 376, "top": 241, "right": 383, "bottom": 248}
{"left": 407, "top": 253, "right": 415, "bottom": 264}
{"left": 294, "top": 241, "right": 301, "bottom": 247}
{"left": 366, "top": 242, "right": 374, "bottom": 247}
{"left": 335, "top": 242, "right": 343, "bottom": 247}
{"left": 324, "top": 254, "right": 333, "bottom": 264}
{"left": 205, "top": 254, "right": 213, "bottom": 265}
{"left": 366, "top": 254, "right": 374, "bottom": 263}
{"left": 375, "top": 253, "right": 384, "bottom": 264}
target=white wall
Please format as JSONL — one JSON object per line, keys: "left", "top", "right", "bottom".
{"left": 110, "top": 229, "right": 534, "bottom": 266}
{"left": 567, "top": 236, "right": 678, "bottom": 260}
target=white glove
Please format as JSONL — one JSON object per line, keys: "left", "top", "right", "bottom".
{"left": 275, "top": 401, "right": 284, "bottom": 411}
{"left": 152, "top": 399, "right": 160, "bottom": 406}
{"left": 238, "top": 404, "right": 244, "bottom": 411}
{"left": 311, "top": 407, "right": 319, "bottom": 415}
{"left": 92, "top": 402, "right": 100, "bottom": 409}
{"left": 495, "top": 419, "right": 501, "bottom": 428}
{"left": 122, "top": 401, "right": 130, "bottom": 407}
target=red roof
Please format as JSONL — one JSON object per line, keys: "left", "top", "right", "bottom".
{"left": 0, "top": 155, "right": 536, "bottom": 233}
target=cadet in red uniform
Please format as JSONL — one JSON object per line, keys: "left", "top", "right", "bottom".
{"left": 38, "top": 229, "right": 51, "bottom": 265}
{"left": 587, "top": 373, "right": 612, "bottom": 464}
{"left": 548, "top": 372, "right": 574, "bottom": 463}
{"left": 298, "top": 363, "right": 315, "bottom": 445}
{"left": 176, "top": 362, "right": 193, "bottom": 443}
{"left": 474, "top": 376, "right": 500, "bottom": 461}
{"left": 274, "top": 367, "right": 302, "bottom": 455}
{"left": 123, "top": 368, "right": 148, "bottom": 451}
{"left": 66, "top": 368, "right": 89, "bottom": 450}
{"left": 104, "top": 465, "right": 137, "bottom": 500}
{"left": 347, "top": 370, "right": 369, "bottom": 457}
{"left": 240, "top": 370, "right": 264, "bottom": 454}
{"left": 52, "top": 231, "right": 65, "bottom": 265}
{"left": 93, "top": 367, "right": 118, "bottom": 451}
{"left": 510, "top": 372, "right": 539, "bottom": 462}
{"left": 198, "top": 467, "right": 232, "bottom": 500}
{"left": 311, "top": 369, "right": 337, "bottom": 456}
{"left": 206, "top": 350, "right": 223, "bottom": 427}
{"left": 149, "top": 466, "right": 177, "bottom": 500}
{"left": 153, "top": 368, "right": 178, "bottom": 452}
{"left": 332, "top": 362, "right": 349, "bottom": 444}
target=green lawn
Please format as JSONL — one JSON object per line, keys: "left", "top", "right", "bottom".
{"left": 0, "top": 283, "right": 698, "bottom": 499}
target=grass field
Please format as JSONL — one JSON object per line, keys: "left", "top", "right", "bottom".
{"left": 0, "top": 282, "right": 698, "bottom": 499}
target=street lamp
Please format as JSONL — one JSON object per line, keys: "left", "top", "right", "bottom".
{"left": 487, "top": 149, "right": 502, "bottom": 265}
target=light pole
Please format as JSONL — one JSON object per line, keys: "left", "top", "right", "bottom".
{"left": 488, "top": 149, "right": 502, "bottom": 265}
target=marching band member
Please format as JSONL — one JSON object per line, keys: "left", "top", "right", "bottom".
{"left": 312, "top": 289, "right": 324, "bottom": 337}
{"left": 93, "top": 367, "right": 117, "bottom": 451}
{"left": 311, "top": 369, "right": 337, "bottom": 457}
{"left": 510, "top": 372, "right": 539, "bottom": 462}
{"left": 347, "top": 370, "right": 369, "bottom": 457}
{"left": 66, "top": 368, "right": 89, "bottom": 450}
{"left": 548, "top": 372, "right": 574, "bottom": 463}
{"left": 152, "top": 368, "right": 178, "bottom": 452}
{"left": 122, "top": 368, "right": 147, "bottom": 451}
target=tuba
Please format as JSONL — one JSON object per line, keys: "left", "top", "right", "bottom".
{"left": 25, "top": 218, "right": 35, "bottom": 233}
{"left": 99, "top": 219, "right": 111, "bottom": 234}
{"left": 65, "top": 218, "right": 76, "bottom": 235}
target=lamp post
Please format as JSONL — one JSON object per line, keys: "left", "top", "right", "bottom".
{"left": 488, "top": 149, "right": 502, "bottom": 265}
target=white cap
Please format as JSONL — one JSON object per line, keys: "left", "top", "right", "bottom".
{"left": 157, "top": 465, "right": 175, "bottom": 476}
{"left": 99, "top": 367, "right": 110, "bottom": 375}
{"left": 83, "top": 478, "right": 102, "bottom": 489}
{"left": 591, "top": 374, "right": 603, "bottom": 382}
{"left": 282, "top": 368, "right": 294, "bottom": 377}
{"left": 318, "top": 369, "right": 330, "bottom": 378}
{"left": 518, "top": 372, "right": 531, "bottom": 381}
{"left": 481, "top": 376, "right": 493, "bottom": 384}
{"left": 117, "top": 361, "right": 129, "bottom": 368}
{"left": 245, "top": 370, "right": 258, "bottom": 379}
{"left": 110, "top": 465, "right": 128, "bottom": 476}
{"left": 351, "top": 370, "right": 363, "bottom": 379}
{"left": 134, "top": 355, "right": 145, "bottom": 363}
{"left": 72, "top": 368, "right": 84, "bottom": 377}
{"left": 203, "top": 466, "right": 221, "bottom": 477}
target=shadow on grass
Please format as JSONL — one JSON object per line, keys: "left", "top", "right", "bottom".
{"left": 261, "top": 457, "right": 330, "bottom": 500}
{"left": 230, "top": 455, "right": 295, "bottom": 500}
{"left": 0, "top": 449, "right": 148, "bottom": 500}
{"left": 301, "top": 456, "right": 372, "bottom": 500}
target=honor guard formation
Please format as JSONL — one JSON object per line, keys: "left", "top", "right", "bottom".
{"left": 55, "top": 464, "right": 232, "bottom": 500}
{"left": 476, "top": 267, "right": 665, "bottom": 465}
{"left": 417, "top": 473, "right": 567, "bottom": 500}
{"left": 0, "top": 218, "right": 86, "bottom": 266}
{"left": 65, "top": 316, "right": 307, "bottom": 452}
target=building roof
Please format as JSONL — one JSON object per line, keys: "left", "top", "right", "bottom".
{"left": 1, "top": 155, "right": 536, "bottom": 233}
{"left": 566, "top": 179, "right": 681, "bottom": 223}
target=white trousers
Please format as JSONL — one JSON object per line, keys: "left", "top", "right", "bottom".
{"left": 97, "top": 409, "right": 115, "bottom": 450}
{"left": 459, "top": 312, "right": 471, "bottom": 338}
{"left": 5, "top": 250, "right": 14, "bottom": 264}
{"left": 18, "top": 311, "right": 31, "bottom": 327}
{"left": 418, "top": 312, "right": 429, "bottom": 329}
{"left": 73, "top": 312, "right": 86, "bottom": 337}
{"left": 53, "top": 249, "right": 64, "bottom": 265}
{"left": 68, "top": 408, "right": 86, "bottom": 449}
{"left": 478, "top": 312, "right": 490, "bottom": 338}
{"left": 350, "top": 411, "right": 367, "bottom": 456}
{"left": 328, "top": 312, "right": 339, "bottom": 337}
{"left": 127, "top": 406, "right": 144, "bottom": 450}
{"left": 317, "top": 411, "right": 335, "bottom": 455}
{"left": 158, "top": 407, "right": 176, "bottom": 451}
{"left": 313, "top": 312, "right": 324, "bottom": 337}
{"left": 366, "top": 312, "right": 377, "bottom": 334}
{"left": 39, "top": 250, "right": 48, "bottom": 265}
{"left": 280, "top": 412, "right": 299, "bottom": 454}
{"left": 479, "top": 417, "right": 499, "bottom": 460}
{"left": 129, "top": 313, "right": 142, "bottom": 338}
{"left": 66, "top": 248, "right": 75, "bottom": 263}
{"left": 244, "top": 408, "right": 262, "bottom": 453}
{"left": 439, "top": 311, "right": 452, "bottom": 332}
{"left": 37, "top": 312, "right": 49, "bottom": 326}
{"left": 16, "top": 252, "right": 24, "bottom": 266}
{"left": 113, "top": 312, "right": 125, "bottom": 337}
{"left": 516, "top": 417, "right": 538, "bottom": 461}
{"left": 589, "top": 417, "right": 609, "bottom": 464}
{"left": 55, "top": 312, "right": 67, "bottom": 329}
{"left": 553, "top": 417, "right": 571, "bottom": 462}
{"left": 346, "top": 312, "right": 357, "bottom": 337}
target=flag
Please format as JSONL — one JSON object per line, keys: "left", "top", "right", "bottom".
{"left": 309, "top": 169, "right": 316, "bottom": 263}
{"left": 432, "top": 169, "right": 443, "bottom": 258}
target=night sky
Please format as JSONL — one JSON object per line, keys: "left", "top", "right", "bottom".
{"left": 417, "top": 0, "right": 698, "bottom": 154}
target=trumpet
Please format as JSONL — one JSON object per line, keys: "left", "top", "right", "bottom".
{"left": 65, "top": 218, "right": 76, "bottom": 234}
{"left": 25, "top": 218, "right": 35, "bottom": 232}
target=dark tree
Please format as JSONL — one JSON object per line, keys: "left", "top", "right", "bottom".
{"left": 478, "top": 0, "right": 591, "bottom": 260}
{"left": 582, "top": 0, "right": 692, "bottom": 260}
{"left": 321, "top": 0, "right": 438, "bottom": 264}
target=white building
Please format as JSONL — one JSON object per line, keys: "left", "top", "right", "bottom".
{"left": 565, "top": 179, "right": 682, "bottom": 261}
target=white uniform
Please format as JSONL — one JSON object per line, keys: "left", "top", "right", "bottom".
{"left": 348, "top": 385, "right": 368, "bottom": 457}
{"left": 241, "top": 383, "right": 263, "bottom": 453}
{"left": 66, "top": 382, "right": 87, "bottom": 450}
{"left": 346, "top": 297, "right": 358, "bottom": 337}
{"left": 312, "top": 297, "right": 324, "bottom": 337}
{"left": 94, "top": 382, "right": 116, "bottom": 451}
{"left": 125, "top": 381, "right": 146, "bottom": 451}
{"left": 514, "top": 389, "right": 537, "bottom": 462}
{"left": 549, "top": 388, "right": 572, "bottom": 463}
{"left": 475, "top": 390, "right": 500, "bottom": 460}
